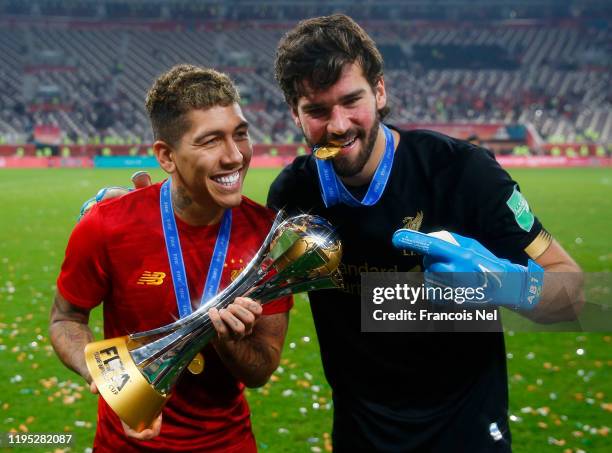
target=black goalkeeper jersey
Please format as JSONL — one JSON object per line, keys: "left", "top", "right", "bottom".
{"left": 267, "top": 127, "right": 545, "bottom": 452}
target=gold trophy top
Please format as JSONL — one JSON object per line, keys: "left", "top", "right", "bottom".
{"left": 268, "top": 216, "right": 342, "bottom": 278}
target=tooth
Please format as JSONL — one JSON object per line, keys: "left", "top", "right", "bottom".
{"left": 214, "top": 171, "right": 239, "bottom": 185}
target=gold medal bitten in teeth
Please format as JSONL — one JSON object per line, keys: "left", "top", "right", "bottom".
{"left": 314, "top": 145, "right": 342, "bottom": 160}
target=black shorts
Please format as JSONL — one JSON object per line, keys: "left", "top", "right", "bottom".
{"left": 332, "top": 387, "right": 512, "bottom": 453}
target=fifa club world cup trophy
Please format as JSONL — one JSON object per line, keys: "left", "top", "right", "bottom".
{"left": 84, "top": 213, "right": 343, "bottom": 431}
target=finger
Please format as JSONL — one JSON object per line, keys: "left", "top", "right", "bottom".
{"left": 131, "top": 171, "right": 152, "bottom": 189}
{"left": 209, "top": 308, "right": 229, "bottom": 340}
{"left": 148, "top": 413, "right": 162, "bottom": 437}
{"left": 89, "top": 381, "right": 98, "bottom": 395}
{"left": 428, "top": 261, "right": 456, "bottom": 274}
{"left": 234, "top": 297, "right": 262, "bottom": 316}
{"left": 392, "top": 229, "right": 459, "bottom": 261}
{"left": 227, "top": 304, "right": 256, "bottom": 335}
{"left": 218, "top": 308, "right": 246, "bottom": 339}
{"left": 227, "top": 304, "right": 255, "bottom": 324}
{"left": 122, "top": 422, "right": 154, "bottom": 440}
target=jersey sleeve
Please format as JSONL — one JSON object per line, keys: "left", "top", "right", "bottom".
{"left": 56, "top": 205, "right": 110, "bottom": 309}
{"left": 262, "top": 295, "right": 294, "bottom": 315}
{"left": 458, "top": 147, "right": 551, "bottom": 264}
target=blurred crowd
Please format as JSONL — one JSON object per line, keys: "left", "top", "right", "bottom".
{"left": 0, "top": 1, "right": 610, "bottom": 147}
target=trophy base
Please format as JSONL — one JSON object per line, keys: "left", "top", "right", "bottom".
{"left": 85, "top": 336, "right": 170, "bottom": 432}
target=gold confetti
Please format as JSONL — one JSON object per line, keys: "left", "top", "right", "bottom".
{"left": 538, "top": 406, "right": 550, "bottom": 416}
{"left": 323, "top": 432, "right": 332, "bottom": 451}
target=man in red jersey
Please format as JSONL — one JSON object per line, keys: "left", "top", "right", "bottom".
{"left": 50, "top": 64, "right": 292, "bottom": 452}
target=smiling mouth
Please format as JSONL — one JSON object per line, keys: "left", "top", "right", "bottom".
{"left": 328, "top": 136, "right": 357, "bottom": 148}
{"left": 338, "top": 137, "right": 357, "bottom": 148}
{"left": 212, "top": 170, "right": 240, "bottom": 187}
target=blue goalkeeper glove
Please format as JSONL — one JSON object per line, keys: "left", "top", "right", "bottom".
{"left": 392, "top": 229, "right": 544, "bottom": 311}
{"left": 78, "top": 170, "right": 152, "bottom": 220}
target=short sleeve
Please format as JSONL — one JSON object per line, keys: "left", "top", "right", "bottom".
{"left": 457, "top": 148, "right": 549, "bottom": 264}
{"left": 262, "top": 295, "right": 294, "bottom": 315}
{"left": 56, "top": 205, "right": 110, "bottom": 309}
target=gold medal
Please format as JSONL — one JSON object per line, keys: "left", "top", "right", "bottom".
{"left": 314, "top": 145, "right": 341, "bottom": 160}
{"left": 188, "top": 352, "right": 205, "bottom": 375}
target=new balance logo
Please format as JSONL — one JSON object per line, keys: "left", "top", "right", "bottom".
{"left": 137, "top": 271, "right": 166, "bottom": 286}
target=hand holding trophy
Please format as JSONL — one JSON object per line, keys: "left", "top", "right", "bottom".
{"left": 84, "top": 212, "right": 342, "bottom": 432}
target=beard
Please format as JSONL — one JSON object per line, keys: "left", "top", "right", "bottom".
{"left": 303, "top": 116, "right": 380, "bottom": 178}
{"left": 332, "top": 116, "right": 380, "bottom": 178}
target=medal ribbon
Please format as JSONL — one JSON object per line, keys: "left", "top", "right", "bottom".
{"left": 160, "top": 178, "right": 232, "bottom": 318}
{"left": 315, "top": 124, "right": 395, "bottom": 208}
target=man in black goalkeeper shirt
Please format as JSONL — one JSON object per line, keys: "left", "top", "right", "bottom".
{"left": 267, "top": 14, "right": 584, "bottom": 452}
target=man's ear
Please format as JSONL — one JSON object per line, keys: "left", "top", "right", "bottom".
{"left": 290, "top": 108, "right": 301, "bottom": 129}
{"left": 154, "top": 141, "right": 175, "bottom": 174}
{"left": 374, "top": 77, "right": 387, "bottom": 112}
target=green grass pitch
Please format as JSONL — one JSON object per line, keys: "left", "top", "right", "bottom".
{"left": 0, "top": 167, "right": 610, "bottom": 452}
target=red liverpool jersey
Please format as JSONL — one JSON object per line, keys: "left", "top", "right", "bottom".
{"left": 57, "top": 182, "right": 292, "bottom": 452}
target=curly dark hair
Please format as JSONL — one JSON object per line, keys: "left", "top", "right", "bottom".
{"left": 275, "top": 14, "right": 388, "bottom": 119}
{"left": 145, "top": 64, "right": 240, "bottom": 146}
